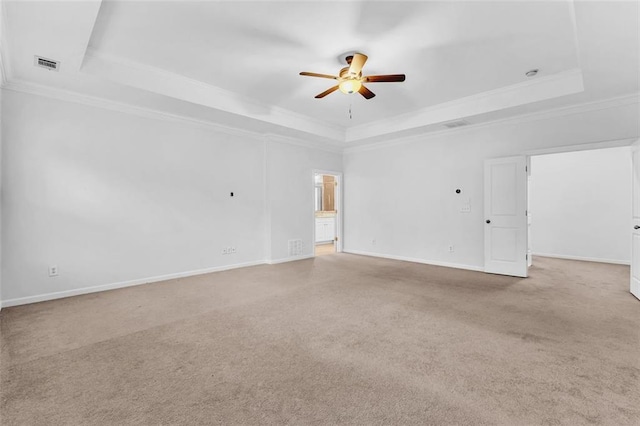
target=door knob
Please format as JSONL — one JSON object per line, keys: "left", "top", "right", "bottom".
{"left": 635, "top": 225, "right": 640, "bottom": 230}
{"left": 486, "top": 220, "right": 491, "bottom": 224}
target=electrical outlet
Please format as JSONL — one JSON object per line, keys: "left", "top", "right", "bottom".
{"left": 222, "top": 248, "right": 227, "bottom": 255}
{"left": 448, "top": 245, "right": 455, "bottom": 253}
{"left": 372, "top": 239, "right": 376, "bottom": 245}
{"left": 460, "top": 205, "right": 471, "bottom": 213}
{"left": 49, "top": 265, "right": 58, "bottom": 277}
{"left": 231, "top": 247, "right": 237, "bottom": 254}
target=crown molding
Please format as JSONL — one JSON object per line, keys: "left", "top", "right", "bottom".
{"left": 3, "top": 79, "right": 267, "bottom": 141}
{"left": 82, "top": 50, "right": 346, "bottom": 142}
{"left": 3, "top": 79, "right": 348, "bottom": 155}
{"left": 346, "top": 68, "right": 585, "bottom": 142}
{"left": 4, "top": 79, "right": 637, "bottom": 158}
{"left": 82, "top": 51, "right": 590, "bottom": 146}
{"left": 344, "top": 92, "right": 640, "bottom": 154}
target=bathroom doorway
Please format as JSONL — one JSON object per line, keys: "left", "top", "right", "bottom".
{"left": 313, "top": 171, "right": 342, "bottom": 256}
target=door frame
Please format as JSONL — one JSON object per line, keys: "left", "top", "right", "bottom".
{"left": 630, "top": 140, "right": 640, "bottom": 300}
{"left": 483, "top": 138, "right": 636, "bottom": 279}
{"left": 521, "top": 137, "right": 638, "bottom": 299}
{"left": 312, "top": 169, "right": 343, "bottom": 255}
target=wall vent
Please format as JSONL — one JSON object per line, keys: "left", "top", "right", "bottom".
{"left": 443, "top": 120, "right": 469, "bottom": 129}
{"left": 288, "top": 239, "right": 304, "bottom": 257}
{"left": 34, "top": 56, "right": 60, "bottom": 72}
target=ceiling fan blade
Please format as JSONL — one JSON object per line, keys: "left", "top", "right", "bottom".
{"left": 348, "top": 53, "right": 368, "bottom": 76}
{"left": 315, "top": 85, "right": 340, "bottom": 98}
{"left": 364, "top": 74, "right": 406, "bottom": 83}
{"left": 300, "top": 72, "right": 338, "bottom": 80}
{"left": 358, "top": 85, "right": 376, "bottom": 99}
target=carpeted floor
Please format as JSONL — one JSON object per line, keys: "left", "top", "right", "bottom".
{"left": 1, "top": 255, "right": 638, "bottom": 425}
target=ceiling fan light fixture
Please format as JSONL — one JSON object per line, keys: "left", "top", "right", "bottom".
{"left": 339, "top": 79, "right": 362, "bottom": 94}
{"left": 300, "top": 53, "right": 404, "bottom": 99}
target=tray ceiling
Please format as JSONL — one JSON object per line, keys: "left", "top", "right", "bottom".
{"left": 2, "top": 0, "right": 638, "bottom": 145}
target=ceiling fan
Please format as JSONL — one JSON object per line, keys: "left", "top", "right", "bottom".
{"left": 299, "top": 53, "right": 405, "bottom": 100}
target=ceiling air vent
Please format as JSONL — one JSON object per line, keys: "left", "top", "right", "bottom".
{"left": 34, "top": 56, "right": 60, "bottom": 72}
{"left": 443, "top": 120, "right": 469, "bottom": 129}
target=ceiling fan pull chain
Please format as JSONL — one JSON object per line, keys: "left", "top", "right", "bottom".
{"left": 349, "top": 104, "right": 352, "bottom": 120}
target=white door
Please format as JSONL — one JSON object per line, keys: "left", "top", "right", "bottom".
{"left": 631, "top": 142, "right": 640, "bottom": 300}
{"left": 484, "top": 156, "right": 528, "bottom": 277}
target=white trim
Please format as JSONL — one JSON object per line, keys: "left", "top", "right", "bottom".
{"left": 82, "top": 50, "right": 345, "bottom": 142}
{"left": 1, "top": 260, "right": 267, "bottom": 308}
{"left": 532, "top": 253, "right": 630, "bottom": 266}
{"left": 3, "top": 80, "right": 348, "bottom": 154}
{"left": 346, "top": 68, "right": 585, "bottom": 142}
{"left": 3, "top": 79, "right": 265, "bottom": 141}
{"left": 267, "top": 254, "right": 315, "bottom": 265}
{"left": 3, "top": 78, "right": 637, "bottom": 155}
{"left": 3, "top": 71, "right": 637, "bottom": 156}
{"left": 263, "top": 137, "right": 272, "bottom": 265}
{"left": 312, "top": 169, "right": 343, "bottom": 254}
{"left": 344, "top": 93, "right": 640, "bottom": 154}
{"left": 343, "top": 249, "right": 485, "bottom": 272}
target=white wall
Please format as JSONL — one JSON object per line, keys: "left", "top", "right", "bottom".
{"left": 343, "top": 102, "right": 639, "bottom": 270}
{"left": 2, "top": 88, "right": 636, "bottom": 305}
{"left": 0, "top": 87, "right": 3, "bottom": 310}
{"left": 266, "top": 139, "right": 342, "bottom": 262}
{"left": 530, "top": 147, "right": 631, "bottom": 264}
{"left": 1, "top": 91, "right": 341, "bottom": 305}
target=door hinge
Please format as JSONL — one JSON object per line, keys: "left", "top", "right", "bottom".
{"left": 525, "top": 165, "right": 528, "bottom": 172}
{"left": 526, "top": 254, "right": 528, "bottom": 260}
{"left": 335, "top": 236, "right": 338, "bottom": 241}
{"left": 526, "top": 209, "right": 528, "bottom": 216}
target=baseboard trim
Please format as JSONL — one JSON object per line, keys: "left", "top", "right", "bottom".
{"left": 343, "top": 249, "right": 485, "bottom": 272}
{"left": 532, "top": 252, "right": 630, "bottom": 266}
{"left": 1, "top": 260, "right": 267, "bottom": 308}
{"left": 267, "top": 254, "right": 315, "bottom": 265}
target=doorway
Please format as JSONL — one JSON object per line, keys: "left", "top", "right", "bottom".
{"left": 528, "top": 147, "right": 632, "bottom": 266}
{"left": 483, "top": 145, "right": 631, "bottom": 279}
{"left": 313, "top": 171, "right": 342, "bottom": 256}
{"left": 484, "top": 141, "right": 638, "bottom": 300}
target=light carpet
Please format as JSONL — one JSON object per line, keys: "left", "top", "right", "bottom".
{"left": 1, "top": 255, "right": 638, "bottom": 425}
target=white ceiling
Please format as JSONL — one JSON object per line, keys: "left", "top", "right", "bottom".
{"left": 2, "top": 0, "right": 639, "bottom": 146}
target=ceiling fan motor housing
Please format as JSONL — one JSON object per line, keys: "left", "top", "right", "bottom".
{"left": 339, "top": 67, "right": 361, "bottom": 79}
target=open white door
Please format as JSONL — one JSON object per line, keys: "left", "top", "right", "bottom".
{"left": 631, "top": 142, "right": 640, "bottom": 300}
{"left": 484, "top": 156, "right": 528, "bottom": 277}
